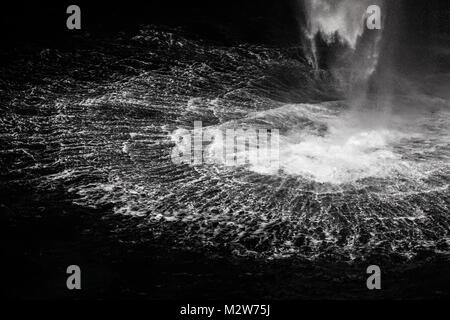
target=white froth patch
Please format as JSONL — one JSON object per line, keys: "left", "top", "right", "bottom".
{"left": 246, "top": 107, "right": 413, "bottom": 184}
{"left": 170, "top": 103, "right": 449, "bottom": 185}
{"left": 273, "top": 128, "right": 405, "bottom": 184}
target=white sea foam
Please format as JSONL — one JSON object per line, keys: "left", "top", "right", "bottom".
{"left": 171, "top": 103, "right": 423, "bottom": 184}
{"left": 250, "top": 105, "right": 411, "bottom": 183}
{"left": 270, "top": 128, "right": 405, "bottom": 184}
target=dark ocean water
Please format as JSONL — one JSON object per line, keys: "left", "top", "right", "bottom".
{"left": 1, "top": 26, "right": 449, "bottom": 299}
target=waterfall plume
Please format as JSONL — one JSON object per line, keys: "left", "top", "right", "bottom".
{"left": 301, "top": 0, "right": 385, "bottom": 98}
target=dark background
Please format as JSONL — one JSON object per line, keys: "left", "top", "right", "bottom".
{"left": 1, "top": 0, "right": 302, "bottom": 45}
{"left": 1, "top": 0, "right": 448, "bottom": 46}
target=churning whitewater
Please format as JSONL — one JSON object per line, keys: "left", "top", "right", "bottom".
{"left": 1, "top": 2, "right": 449, "bottom": 265}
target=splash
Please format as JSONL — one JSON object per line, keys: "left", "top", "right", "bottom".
{"left": 170, "top": 102, "right": 433, "bottom": 185}
{"left": 272, "top": 107, "right": 409, "bottom": 184}
{"left": 249, "top": 103, "right": 414, "bottom": 185}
